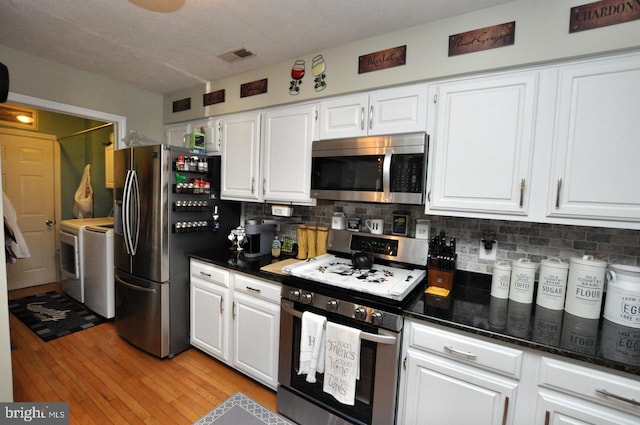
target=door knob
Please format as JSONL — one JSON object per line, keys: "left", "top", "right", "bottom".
{"left": 45, "top": 220, "right": 54, "bottom": 227}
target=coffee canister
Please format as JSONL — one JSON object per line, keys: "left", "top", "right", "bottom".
{"left": 509, "top": 258, "right": 538, "bottom": 304}
{"left": 490, "top": 261, "right": 512, "bottom": 299}
{"left": 535, "top": 258, "right": 569, "bottom": 310}
{"left": 564, "top": 255, "right": 607, "bottom": 319}
{"left": 603, "top": 264, "right": 640, "bottom": 328}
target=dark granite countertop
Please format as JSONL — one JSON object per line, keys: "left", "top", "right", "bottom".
{"left": 405, "top": 270, "right": 640, "bottom": 377}
{"left": 189, "top": 250, "right": 640, "bottom": 377}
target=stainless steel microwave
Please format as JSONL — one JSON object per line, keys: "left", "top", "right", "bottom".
{"left": 310, "top": 132, "right": 428, "bottom": 204}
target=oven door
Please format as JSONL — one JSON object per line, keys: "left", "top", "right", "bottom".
{"left": 278, "top": 300, "right": 401, "bottom": 425}
{"left": 59, "top": 230, "right": 80, "bottom": 280}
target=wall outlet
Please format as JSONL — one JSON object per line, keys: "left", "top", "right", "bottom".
{"left": 479, "top": 240, "right": 497, "bottom": 261}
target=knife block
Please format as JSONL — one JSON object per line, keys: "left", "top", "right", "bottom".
{"left": 427, "top": 269, "right": 455, "bottom": 292}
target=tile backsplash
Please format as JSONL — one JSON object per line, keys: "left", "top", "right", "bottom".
{"left": 243, "top": 202, "right": 640, "bottom": 274}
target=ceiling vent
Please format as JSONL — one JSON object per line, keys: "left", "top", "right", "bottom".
{"left": 218, "top": 48, "right": 255, "bottom": 63}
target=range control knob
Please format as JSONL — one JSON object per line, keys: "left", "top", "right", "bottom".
{"left": 300, "top": 292, "right": 313, "bottom": 305}
{"left": 326, "top": 299, "right": 339, "bottom": 312}
{"left": 354, "top": 307, "right": 367, "bottom": 321}
{"left": 288, "top": 290, "right": 301, "bottom": 301}
{"left": 370, "top": 311, "right": 384, "bottom": 326}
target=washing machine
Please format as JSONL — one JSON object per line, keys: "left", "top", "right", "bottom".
{"left": 59, "top": 217, "right": 114, "bottom": 303}
{"left": 83, "top": 223, "right": 114, "bottom": 318}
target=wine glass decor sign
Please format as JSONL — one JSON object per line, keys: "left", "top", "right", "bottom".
{"left": 288, "top": 55, "right": 328, "bottom": 95}
{"left": 289, "top": 60, "right": 305, "bottom": 95}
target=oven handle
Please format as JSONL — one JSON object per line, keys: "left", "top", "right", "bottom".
{"left": 281, "top": 303, "right": 398, "bottom": 345}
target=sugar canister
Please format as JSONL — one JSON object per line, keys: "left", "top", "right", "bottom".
{"left": 535, "top": 258, "right": 569, "bottom": 310}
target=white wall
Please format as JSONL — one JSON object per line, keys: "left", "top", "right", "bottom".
{"left": 165, "top": 0, "right": 640, "bottom": 122}
{"left": 0, "top": 45, "right": 164, "bottom": 143}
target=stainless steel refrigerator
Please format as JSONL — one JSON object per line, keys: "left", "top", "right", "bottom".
{"left": 114, "top": 144, "right": 240, "bottom": 358}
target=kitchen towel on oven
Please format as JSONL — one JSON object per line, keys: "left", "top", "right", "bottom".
{"left": 323, "top": 321, "right": 361, "bottom": 406}
{"left": 298, "top": 311, "right": 326, "bottom": 383}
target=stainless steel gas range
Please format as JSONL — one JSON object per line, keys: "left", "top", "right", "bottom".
{"left": 277, "top": 230, "right": 429, "bottom": 425}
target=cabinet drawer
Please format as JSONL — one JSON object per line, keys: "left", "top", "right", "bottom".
{"left": 190, "top": 260, "right": 229, "bottom": 287}
{"left": 539, "top": 357, "right": 640, "bottom": 413}
{"left": 233, "top": 273, "right": 281, "bottom": 304}
{"left": 408, "top": 320, "right": 523, "bottom": 378}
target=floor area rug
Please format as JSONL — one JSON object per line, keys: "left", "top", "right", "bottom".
{"left": 194, "top": 392, "right": 295, "bottom": 425}
{"left": 8, "top": 291, "right": 106, "bottom": 342}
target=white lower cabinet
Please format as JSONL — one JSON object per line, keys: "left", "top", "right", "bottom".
{"left": 398, "top": 319, "right": 640, "bottom": 425}
{"left": 189, "top": 259, "right": 281, "bottom": 390}
{"left": 398, "top": 319, "right": 522, "bottom": 425}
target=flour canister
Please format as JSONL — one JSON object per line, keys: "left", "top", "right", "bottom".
{"left": 535, "top": 258, "right": 569, "bottom": 310}
{"left": 564, "top": 255, "right": 607, "bottom": 319}
{"left": 603, "top": 264, "right": 640, "bottom": 328}
{"left": 509, "top": 258, "right": 538, "bottom": 303}
{"left": 490, "top": 261, "right": 512, "bottom": 299}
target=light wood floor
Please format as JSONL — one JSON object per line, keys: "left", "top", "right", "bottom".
{"left": 8, "top": 283, "right": 277, "bottom": 424}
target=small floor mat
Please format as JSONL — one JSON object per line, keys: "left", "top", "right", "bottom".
{"left": 8, "top": 291, "right": 106, "bottom": 342}
{"left": 194, "top": 392, "right": 294, "bottom": 425}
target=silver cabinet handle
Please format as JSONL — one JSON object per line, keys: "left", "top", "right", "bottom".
{"left": 360, "top": 107, "right": 365, "bottom": 130}
{"left": 263, "top": 178, "right": 266, "bottom": 195}
{"left": 595, "top": 388, "right": 640, "bottom": 406}
{"left": 251, "top": 177, "right": 255, "bottom": 194}
{"left": 232, "top": 301, "right": 236, "bottom": 319}
{"left": 199, "top": 271, "right": 212, "bottom": 277}
{"left": 369, "top": 105, "right": 373, "bottom": 130}
{"left": 502, "top": 397, "right": 509, "bottom": 425}
{"left": 555, "top": 178, "right": 562, "bottom": 208}
{"left": 519, "top": 178, "right": 525, "bottom": 208}
{"left": 220, "top": 296, "right": 224, "bottom": 314}
{"left": 444, "top": 345, "right": 477, "bottom": 359}
{"left": 246, "top": 286, "right": 261, "bottom": 294}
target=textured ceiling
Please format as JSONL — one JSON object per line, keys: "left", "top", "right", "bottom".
{"left": 0, "top": 0, "right": 514, "bottom": 94}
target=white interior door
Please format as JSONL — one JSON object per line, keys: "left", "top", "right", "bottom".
{"left": 0, "top": 128, "right": 57, "bottom": 289}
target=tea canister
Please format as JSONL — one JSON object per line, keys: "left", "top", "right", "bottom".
{"left": 603, "top": 264, "right": 640, "bottom": 328}
{"left": 509, "top": 258, "right": 538, "bottom": 304}
{"left": 564, "top": 255, "right": 607, "bottom": 319}
{"left": 490, "top": 261, "right": 512, "bottom": 299}
{"left": 535, "top": 258, "right": 569, "bottom": 310}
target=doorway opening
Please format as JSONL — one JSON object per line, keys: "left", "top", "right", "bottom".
{"left": 1, "top": 92, "right": 126, "bottom": 289}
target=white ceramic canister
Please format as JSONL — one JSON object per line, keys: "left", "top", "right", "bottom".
{"left": 535, "top": 258, "right": 569, "bottom": 310}
{"left": 564, "top": 255, "right": 607, "bottom": 319}
{"left": 603, "top": 264, "right": 640, "bottom": 328}
{"left": 490, "top": 261, "right": 512, "bottom": 299}
{"left": 509, "top": 258, "right": 538, "bottom": 304}
{"left": 331, "top": 212, "right": 346, "bottom": 230}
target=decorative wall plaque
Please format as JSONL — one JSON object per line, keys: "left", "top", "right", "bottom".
{"left": 240, "top": 79, "right": 268, "bottom": 98}
{"left": 448, "top": 22, "right": 515, "bottom": 56}
{"left": 203, "top": 89, "right": 225, "bottom": 106}
{"left": 358, "top": 45, "right": 406, "bottom": 74}
{"left": 172, "top": 97, "right": 191, "bottom": 113}
{"left": 570, "top": 0, "right": 640, "bottom": 33}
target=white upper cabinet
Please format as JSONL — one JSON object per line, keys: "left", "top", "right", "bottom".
{"left": 319, "top": 83, "right": 427, "bottom": 139}
{"left": 546, "top": 54, "right": 640, "bottom": 223}
{"left": 426, "top": 71, "right": 539, "bottom": 216}
{"left": 262, "top": 103, "right": 318, "bottom": 205}
{"left": 220, "top": 111, "right": 262, "bottom": 202}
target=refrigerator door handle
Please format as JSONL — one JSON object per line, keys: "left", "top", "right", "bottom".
{"left": 130, "top": 170, "right": 141, "bottom": 255}
{"left": 122, "top": 170, "right": 134, "bottom": 255}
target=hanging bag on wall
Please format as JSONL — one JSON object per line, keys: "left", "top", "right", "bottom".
{"left": 72, "top": 164, "right": 94, "bottom": 218}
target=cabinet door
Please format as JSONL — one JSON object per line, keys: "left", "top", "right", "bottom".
{"left": 190, "top": 277, "right": 229, "bottom": 361}
{"left": 427, "top": 72, "right": 537, "bottom": 215}
{"left": 319, "top": 93, "right": 369, "bottom": 139}
{"left": 166, "top": 123, "right": 189, "bottom": 147}
{"left": 220, "top": 112, "right": 262, "bottom": 201}
{"left": 547, "top": 54, "right": 640, "bottom": 223}
{"left": 263, "top": 104, "right": 317, "bottom": 204}
{"left": 401, "top": 349, "right": 518, "bottom": 425}
{"left": 368, "top": 83, "right": 427, "bottom": 135}
{"left": 535, "top": 390, "right": 639, "bottom": 425}
{"left": 232, "top": 291, "right": 280, "bottom": 390}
